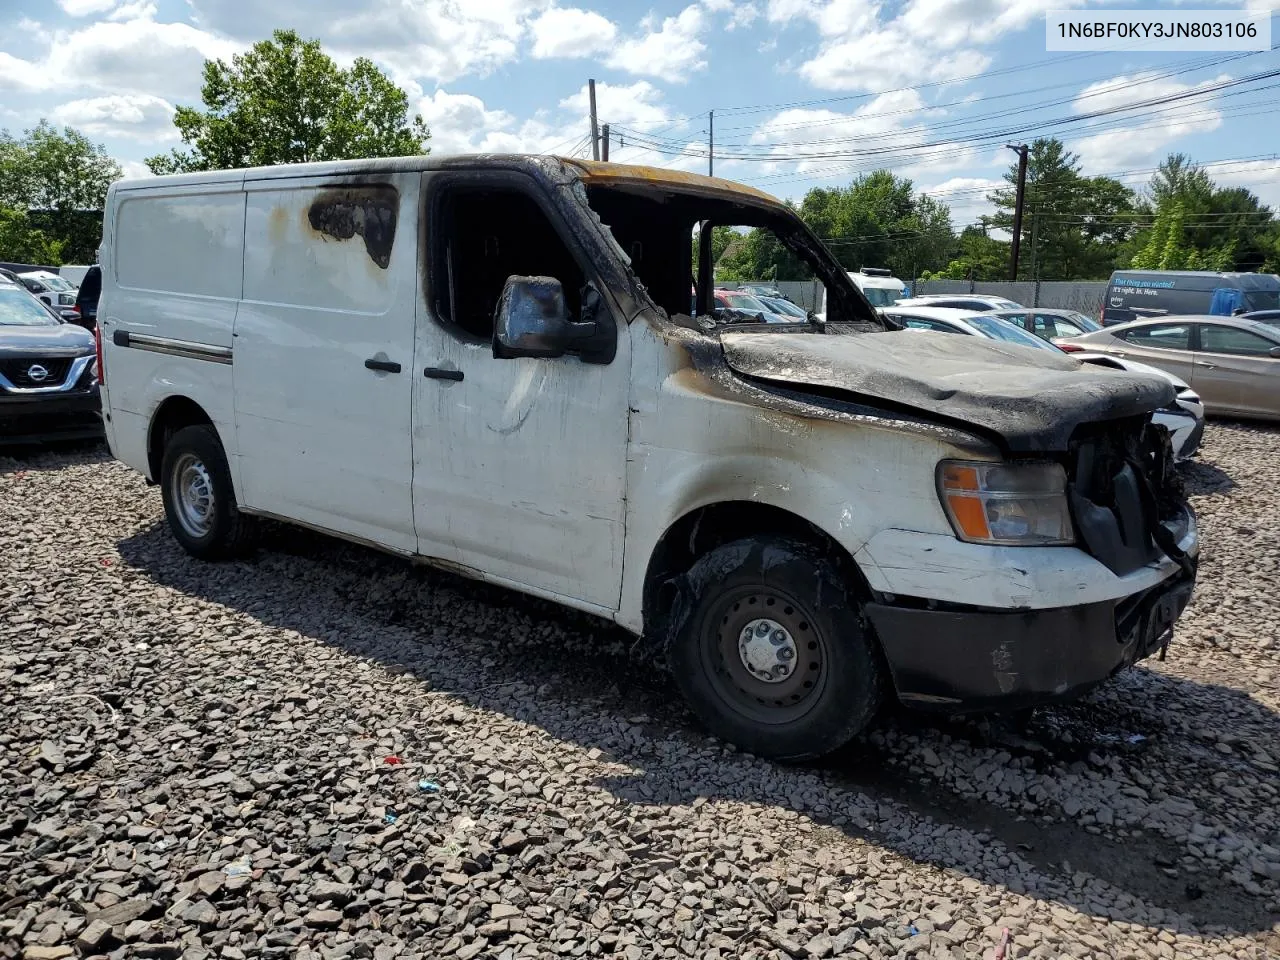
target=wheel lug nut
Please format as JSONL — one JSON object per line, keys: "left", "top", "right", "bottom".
{"left": 755, "top": 622, "right": 769, "bottom": 637}
{"left": 778, "top": 648, "right": 794, "bottom": 661}
{"left": 771, "top": 630, "right": 786, "bottom": 645}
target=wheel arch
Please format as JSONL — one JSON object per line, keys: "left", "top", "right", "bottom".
{"left": 640, "top": 500, "right": 875, "bottom": 647}
{"left": 147, "top": 395, "right": 216, "bottom": 483}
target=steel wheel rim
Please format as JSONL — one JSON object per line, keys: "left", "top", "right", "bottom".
{"left": 702, "top": 586, "right": 829, "bottom": 725}
{"left": 171, "top": 452, "right": 215, "bottom": 539}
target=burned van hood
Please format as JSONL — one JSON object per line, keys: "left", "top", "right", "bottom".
{"left": 720, "top": 329, "right": 1176, "bottom": 453}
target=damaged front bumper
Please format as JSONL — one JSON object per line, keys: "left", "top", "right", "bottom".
{"left": 864, "top": 508, "right": 1198, "bottom": 711}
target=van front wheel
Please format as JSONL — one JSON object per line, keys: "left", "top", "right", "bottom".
{"left": 160, "top": 424, "right": 256, "bottom": 560}
{"left": 668, "top": 537, "right": 883, "bottom": 761}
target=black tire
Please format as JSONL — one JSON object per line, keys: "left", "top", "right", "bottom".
{"left": 668, "top": 536, "right": 883, "bottom": 761}
{"left": 159, "top": 424, "right": 256, "bottom": 561}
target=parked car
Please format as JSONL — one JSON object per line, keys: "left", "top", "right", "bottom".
{"left": 989, "top": 307, "right": 1101, "bottom": 341}
{"left": 1060, "top": 316, "right": 1280, "bottom": 420}
{"left": 883, "top": 306, "right": 1051, "bottom": 348}
{"left": 73, "top": 265, "right": 101, "bottom": 330}
{"left": 713, "top": 289, "right": 776, "bottom": 322}
{"left": 893, "top": 294, "right": 1024, "bottom": 312}
{"left": 759, "top": 296, "right": 809, "bottom": 322}
{"left": 849, "top": 267, "right": 908, "bottom": 307}
{"left": 0, "top": 277, "right": 102, "bottom": 444}
{"left": 740, "top": 283, "right": 786, "bottom": 301}
{"left": 97, "top": 155, "right": 1197, "bottom": 760}
{"left": 1102, "top": 270, "right": 1280, "bottom": 326}
{"left": 887, "top": 307, "right": 1204, "bottom": 459}
{"left": 18, "top": 270, "right": 78, "bottom": 312}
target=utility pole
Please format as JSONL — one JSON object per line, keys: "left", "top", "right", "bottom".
{"left": 601, "top": 124, "right": 609, "bottom": 162}
{"left": 1028, "top": 210, "right": 1038, "bottom": 280}
{"left": 708, "top": 110, "right": 714, "bottom": 177}
{"left": 589, "top": 79, "right": 600, "bottom": 160}
{"left": 1006, "top": 143, "right": 1028, "bottom": 281}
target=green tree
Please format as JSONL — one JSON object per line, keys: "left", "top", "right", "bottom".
{"left": 799, "top": 170, "right": 953, "bottom": 279}
{"left": 0, "top": 207, "right": 66, "bottom": 265}
{"left": 147, "top": 29, "right": 429, "bottom": 174}
{"left": 989, "top": 138, "right": 1136, "bottom": 279}
{"left": 1128, "top": 154, "right": 1275, "bottom": 271}
{"left": 0, "top": 121, "right": 120, "bottom": 263}
{"left": 922, "top": 225, "right": 1009, "bottom": 281}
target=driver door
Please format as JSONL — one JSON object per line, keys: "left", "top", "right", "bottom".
{"left": 410, "top": 172, "right": 631, "bottom": 612}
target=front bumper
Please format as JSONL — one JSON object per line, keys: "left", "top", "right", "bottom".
{"left": 0, "top": 388, "right": 103, "bottom": 445}
{"left": 866, "top": 563, "right": 1197, "bottom": 710}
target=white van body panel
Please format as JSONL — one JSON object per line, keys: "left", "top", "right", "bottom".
{"left": 99, "top": 178, "right": 245, "bottom": 483}
{"left": 233, "top": 175, "right": 419, "bottom": 554}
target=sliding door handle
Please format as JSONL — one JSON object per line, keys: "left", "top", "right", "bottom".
{"left": 364, "top": 358, "right": 402, "bottom": 373}
{"left": 424, "top": 367, "right": 464, "bottom": 381}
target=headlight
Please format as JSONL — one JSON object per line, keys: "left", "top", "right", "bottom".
{"left": 937, "top": 460, "right": 1074, "bottom": 546}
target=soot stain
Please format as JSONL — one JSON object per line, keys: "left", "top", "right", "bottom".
{"left": 307, "top": 186, "right": 398, "bottom": 269}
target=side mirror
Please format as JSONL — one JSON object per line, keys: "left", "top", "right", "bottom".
{"left": 1269, "top": 346, "right": 1280, "bottom": 359}
{"left": 493, "top": 275, "right": 615, "bottom": 364}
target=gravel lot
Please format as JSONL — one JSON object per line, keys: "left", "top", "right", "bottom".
{"left": 2, "top": 422, "right": 1279, "bottom": 960}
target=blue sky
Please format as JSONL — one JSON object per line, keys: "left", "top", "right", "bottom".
{"left": 2, "top": 0, "right": 1278, "bottom": 228}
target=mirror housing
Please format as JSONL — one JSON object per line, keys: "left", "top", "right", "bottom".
{"left": 493, "top": 275, "right": 615, "bottom": 364}
{"left": 1269, "top": 345, "right": 1280, "bottom": 359}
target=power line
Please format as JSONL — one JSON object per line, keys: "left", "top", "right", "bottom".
{"left": 616, "top": 68, "right": 1280, "bottom": 162}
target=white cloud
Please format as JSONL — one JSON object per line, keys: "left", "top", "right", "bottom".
{"left": 727, "top": 3, "right": 761, "bottom": 29}
{"left": 57, "top": 0, "right": 117, "bottom": 15}
{"left": 107, "top": 0, "right": 158, "bottom": 20}
{"left": 1211, "top": 159, "right": 1280, "bottom": 209}
{"left": 1069, "top": 72, "right": 1228, "bottom": 170}
{"left": 529, "top": 7, "right": 618, "bottom": 57}
{"left": 185, "top": 0, "right": 549, "bottom": 84}
{"left": 798, "top": 31, "right": 990, "bottom": 91}
{"left": 767, "top": 0, "right": 1075, "bottom": 92}
{"left": 707, "top": 0, "right": 761, "bottom": 28}
{"left": 118, "top": 158, "right": 154, "bottom": 179}
{"left": 0, "top": 19, "right": 239, "bottom": 100}
{"left": 918, "top": 176, "right": 1005, "bottom": 227}
{"left": 608, "top": 5, "right": 708, "bottom": 79}
{"left": 50, "top": 93, "right": 176, "bottom": 141}
{"left": 559, "top": 80, "right": 672, "bottom": 126}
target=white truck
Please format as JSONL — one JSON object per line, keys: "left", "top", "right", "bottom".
{"left": 848, "top": 267, "right": 908, "bottom": 307}
{"left": 95, "top": 156, "right": 1198, "bottom": 760}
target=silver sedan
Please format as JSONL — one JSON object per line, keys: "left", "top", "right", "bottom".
{"left": 1058, "top": 316, "right": 1280, "bottom": 420}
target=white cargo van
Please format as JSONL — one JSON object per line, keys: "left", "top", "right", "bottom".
{"left": 849, "top": 267, "right": 908, "bottom": 307}
{"left": 97, "top": 156, "right": 1198, "bottom": 760}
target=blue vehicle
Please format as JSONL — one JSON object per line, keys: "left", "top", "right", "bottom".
{"left": 1103, "top": 270, "right": 1280, "bottom": 326}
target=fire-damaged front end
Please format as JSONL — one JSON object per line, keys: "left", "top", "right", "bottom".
{"left": 863, "top": 415, "right": 1197, "bottom": 711}
{"left": 716, "top": 330, "right": 1199, "bottom": 711}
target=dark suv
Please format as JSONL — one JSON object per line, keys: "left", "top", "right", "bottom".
{"left": 74, "top": 265, "right": 101, "bottom": 330}
{"left": 0, "top": 279, "right": 102, "bottom": 444}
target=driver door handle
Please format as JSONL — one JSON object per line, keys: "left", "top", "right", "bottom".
{"left": 364, "top": 358, "right": 401, "bottom": 373}
{"left": 1195, "top": 361, "right": 1216, "bottom": 369}
{"left": 424, "top": 367, "right": 464, "bottom": 381}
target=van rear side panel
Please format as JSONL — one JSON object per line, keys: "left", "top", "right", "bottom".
{"left": 100, "top": 181, "right": 246, "bottom": 478}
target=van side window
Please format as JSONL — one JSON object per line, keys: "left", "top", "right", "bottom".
{"left": 1199, "top": 325, "right": 1276, "bottom": 356}
{"left": 432, "top": 186, "right": 585, "bottom": 341}
{"left": 1116, "top": 323, "right": 1191, "bottom": 351}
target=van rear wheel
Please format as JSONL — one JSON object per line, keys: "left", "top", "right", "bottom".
{"left": 668, "top": 537, "right": 883, "bottom": 761}
{"left": 160, "top": 424, "right": 256, "bottom": 560}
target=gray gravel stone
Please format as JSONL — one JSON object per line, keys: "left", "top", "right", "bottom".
{"left": 2, "top": 429, "right": 1278, "bottom": 960}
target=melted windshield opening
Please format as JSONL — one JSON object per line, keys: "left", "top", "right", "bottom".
{"left": 584, "top": 185, "right": 880, "bottom": 329}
